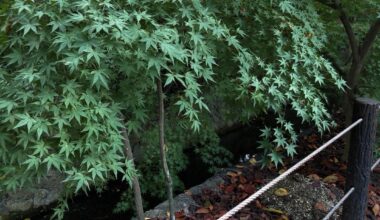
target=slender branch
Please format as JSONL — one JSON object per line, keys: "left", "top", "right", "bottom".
{"left": 334, "top": 0, "right": 360, "bottom": 62}
{"left": 360, "top": 18, "right": 380, "bottom": 59}
{"left": 346, "top": 18, "right": 380, "bottom": 89}
{"left": 120, "top": 115, "right": 145, "bottom": 220}
{"left": 157, "top": 77, "right": 175, "bottom": 220}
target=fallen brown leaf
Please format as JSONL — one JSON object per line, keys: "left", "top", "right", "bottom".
{"left": 239, "top": 214, "right": 251, "bottom": 220}
{"left": 239, "top": 175, "right": 247, "bottom": 184}
{"left": 224, "top": 185, "right": 234, "bottom": 193}
{"left": 255, "top": 200, "right": 263, "bottom": 209}
{"left": 263, "top": 207, "right": 284, "bottom": 214}
{"left": 274, "top": 188, "right": 289, "bottom": 197}
{"left": 196, "top": 207, "right": 210, "bottom": 214}
{"left": 314, "top": 201, "right": 328, "bottom": 212}
{"left": 227, "top": 171, "right": 238, "bottom": 177}
{"left": 333, "top": 157, "right": 339, "bottom": 163}
{"left": 249, "top": 158, "right": 257, "bottom": 165}
{"left": 323, "top": 174, "right": 338, "bottom": 184}
{"left": 373, "top": 204, "right": 380, "bottom": 216}
{"left": 204, "top": 200, "right": 213, "bottom": 211}
{"left": 241, "top": 184, "right": 256, "bottom": 194}
{"left": 175, "top": 211, "right": 185, "bottom": 219}
{"left": 308, "top": 174, "right": 321, "bottom": 181}
{"left": 227, "top": 171, "right": 241, "bottom": 177}
{"left": 276, "top": 215, "right": 289, "bottom": 220}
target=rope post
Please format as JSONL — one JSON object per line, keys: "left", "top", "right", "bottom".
{"left": 342, "top": 97, "right": 379, "bottom": 220}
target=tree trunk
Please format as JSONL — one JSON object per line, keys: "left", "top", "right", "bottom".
{"left": 325, "top": 0, "right": 380, "bottom": 161}
{"left": 120, "top": 118, "right": 145, "bottom": 220}
{"left": 157, "top": 77, "right": 175, "bottom": 220}
{"left": 342, "top": 61, "right": 364, "bottom": 160}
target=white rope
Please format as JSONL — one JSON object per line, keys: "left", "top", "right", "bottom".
{"left": 371, "top": 158, "right": 380, "bottom": 171}
{"left": 217, "top": 118, "right": 363, "bottom": 220}
{"left": 322, "top": 187, "right": 355, "bottom": 220}
{"left": 323, "top": 157, "right": 380, "bottom": 219}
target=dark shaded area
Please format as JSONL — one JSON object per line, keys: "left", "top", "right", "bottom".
{"left": 179, "top": 123, "right": 263, "bottom": 189}
{"left": 32, "top": 180, "right": 131, "bottom": 220}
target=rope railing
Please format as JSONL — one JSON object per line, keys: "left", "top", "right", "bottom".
{"left": 371, "top": 158, "right": 380, "bottom": 171}
{"left": 323, "top": 157, "right": 380, "bottom": 220}
{"left": 217, "top": 118, "right": 363, "bottom": 220}
{"left": 323, "top": 187, "right": 355, "bottom": 220}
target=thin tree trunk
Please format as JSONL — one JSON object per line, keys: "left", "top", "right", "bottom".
{"left": 120, "top": 117, "right": 145, "bottom": 220}
{"left": 157, "top": 77, "right": 175, "bottom": 220}
{"left": 317, "top": 0, "right": 380, "bottom": 160}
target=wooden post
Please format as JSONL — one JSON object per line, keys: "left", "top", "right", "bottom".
{"left": 342, "top": 97, "right": 379, "bottom": 220}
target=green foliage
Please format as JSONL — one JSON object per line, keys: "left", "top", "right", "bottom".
{"left": 317, "top": 0, "right": 380, "bottom": 157}
{"left": 0, "top": 0, "right": 346, "bottom": 218}
{"left": 113, "top": 190, "right": 135, "bottom": 214}
{"left": 194, "top": 128, "right": 233, "bottom": 173}
{"left": 213, "top": 0, "right": 344, "bottom": 166}
{"left": 115, "top": 112, "right": 232, "bottom": 213}
{"left": 359, "top": 38, "right": 380, "bottom": 158}
{"left": 0, "top": 0, "right": 12, "bottom": 44}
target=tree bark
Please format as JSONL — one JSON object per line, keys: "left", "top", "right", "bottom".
{"left": 327, "top": 0, "right": 380, "bottom": 160}
{"left": 120, "top": 117, "right": 145, "bottom": 220}
{"left": 157, "top": 77, "right": 175, "bottom": 220}
{"left": 342, "top": 62, "right": 363, "bottom": 159}
{"left": 342, "top": 97, "right": 379, "bottom": 220}
{"left": 342, "top": 31, "right": 380, "bottom": 158}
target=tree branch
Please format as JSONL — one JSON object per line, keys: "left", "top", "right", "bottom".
{"left": 120, "top": 115, "right": 145, "bottom": 220}
{"left": 334, "top": 0, "right": 360, "bottom": 62}
{"left": 157, "top": 77, "right": 175, "bottom": 220}
{"left": 360, "top": 18, "right": 380, "bottom": 59}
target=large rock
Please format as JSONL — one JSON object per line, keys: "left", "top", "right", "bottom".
{"left": 261, "top": 174, "right": 343, "bottom": 220}
{"left": 144, "top": 174, "right": 225, "bottom": 218}
{"left": 144, "top": 171, "right": 344, "bottom": 220}
{"left": 0, "top": 171, "right": 64, "bottom": 219}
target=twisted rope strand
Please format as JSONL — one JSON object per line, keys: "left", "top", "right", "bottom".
{"left": 371, "top": 158, "right": 380, "bottom": 171}
{"left": 323, "top": 187, "right": 355, "bottom": 220}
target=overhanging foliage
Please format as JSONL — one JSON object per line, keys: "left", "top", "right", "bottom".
{"left": 0, "top": 0, "right": 346, "bottom": 218}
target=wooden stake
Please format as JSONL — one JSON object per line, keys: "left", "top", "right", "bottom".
{"left": 342, "top": 97, "right": 379, "bottom": 220}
